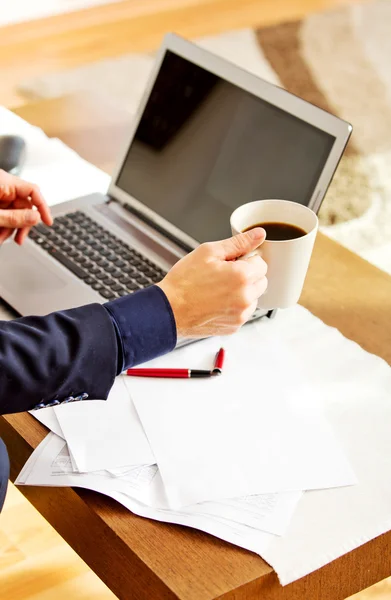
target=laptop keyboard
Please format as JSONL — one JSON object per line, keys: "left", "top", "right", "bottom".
{"left": 29, "top": 211, "right": 166, "bottom": 300}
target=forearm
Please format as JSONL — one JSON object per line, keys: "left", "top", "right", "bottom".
{"left": 0, "top": 303, "right": 118, "bottom": 415}
{"left": 0, "top": 286, "right": 177, "bottom": 415}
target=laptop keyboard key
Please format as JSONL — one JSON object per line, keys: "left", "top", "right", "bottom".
{"left": 100, "top": 289, "right": 116, "bottom": 300}
{"left": 114, "top": 259, "right": 126, "bottom": 268}
{"left": 48, "top": 248, "right": 88, "bottom": 279}
{"left": 135, "top": 276, "right": 150, "bottom": 286}
{"left": 103, "top": 277, "right": 116, "bottom": 287}
{"left": 72, "top": 212, "right": 86, "bottom": 223}
{"left": 97, "top": 258, "right": 110, "bottom": 269}
{"left": 74, "top": 255, "right": 89, "bottom": 265}
{"left": 109, "top": 267, "right": 122, "bottom": 279}
{"left": 119, "top": 275, "right": 133, "bottom": 285}
{"left": 118, "top": 248, "right": 133, "bottom": 258}
{"left": 126, "top": 282, "right": 142, "bottom": 292}
{"left": 95, "top": 271, "right": 108, "bottom": 280}
{"left": 56, "top": 240, "right": 69, "bottom": 250}
{"left": 122, "top": 265, "right": 136, "bottom": 275}
{"left": 136, "top": 262, "right": 148, "bottom": 273}
{"left": 99, "top": 248, "right": 112, "bottom": 258}
{"left": 144, "top": 268, "right": 158, "bottom": 278}
{"left": 117, "top": 289, "right": 129, "bottom": 297}
{"left": 89, "top": 265, "right": 101, "bottom": 275}
{"left": 35, "top": 223, "right": 51, "bottom": 236}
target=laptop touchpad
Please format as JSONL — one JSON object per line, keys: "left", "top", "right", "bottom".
{"left": 1, "top": 243, "right": 67, "bottom": 292}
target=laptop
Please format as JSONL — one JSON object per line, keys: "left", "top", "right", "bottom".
{"left": 0, "top": 33, "right": 351, "bottom": 324}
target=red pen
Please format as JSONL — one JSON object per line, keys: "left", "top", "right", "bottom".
{"left": 126, "top": 368, "right": 213, "bottom": 379}
{"left": 212, "top": 347, "right": 225, "bottom": 374}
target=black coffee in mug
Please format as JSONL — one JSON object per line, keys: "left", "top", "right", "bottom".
{"left": 243, "top": 221, "right": 307, "bottom": 241}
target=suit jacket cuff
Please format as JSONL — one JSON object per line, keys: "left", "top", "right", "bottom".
{"left": 104, "top": 285, "right": 177, "bottom": 372}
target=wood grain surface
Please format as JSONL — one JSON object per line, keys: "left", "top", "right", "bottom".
{"left": 0, "top": 93, "right": 390, "bottom": 600}
{"left": 0, "top": 0, "right": 366, "bottom": 107}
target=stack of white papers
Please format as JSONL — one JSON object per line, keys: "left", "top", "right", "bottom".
{"left": 53, "top": 378, "right": 155, "bottom": 472}
{"left": 125, "top": 330, "right": 355, "bottom": 508}
{"left": 20, "top": 305, "right": 391, "bottom": 586}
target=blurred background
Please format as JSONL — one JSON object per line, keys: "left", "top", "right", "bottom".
{"left": 0, "top": 1, "right": 390, "bottom": 599}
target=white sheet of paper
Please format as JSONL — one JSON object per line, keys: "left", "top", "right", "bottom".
{"left": 16, "top": 433, "right": 158, "bottom": 505}
{"left": 112, "top": 491, "right": 273, "bottom": 558}
{"left": 54, "top": 377, "right": 155, "bottom": 472}
{"left": 196, "top": 491, "right": 303, "bottom": 536}
{"left": 111, "top": 464, "right": 302, "bottom": 536}
{"left": 126, "top": 326, "right": 356, "bottom": 507}
{"left": 16, "top": 432, "right": 300, "bottom": 537}
{"left": 16, "top": 433, "right": 53, "bottom": 485}
{"left": 27, "top": 410, "right": 81, "bottom": 471}
{"left": 248, "top": 305, "right": 391, "bottom": 584}
{"left": 29, "top": 406, "right": 65, "bottom": 439}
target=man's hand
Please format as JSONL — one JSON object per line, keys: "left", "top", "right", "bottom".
{"left": 157, "top": 228, "right": 268, "bottom": 338}
{"left": 0, "top": 170, "right": 53, "bottom": 245}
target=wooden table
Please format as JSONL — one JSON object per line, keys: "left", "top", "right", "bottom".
{"left": 1, "top": 94, "right": 391, "bottom": 600}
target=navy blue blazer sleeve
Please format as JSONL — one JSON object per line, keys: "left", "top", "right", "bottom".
{"left": 0, "top": 286, "right": 177, "bottom": 416}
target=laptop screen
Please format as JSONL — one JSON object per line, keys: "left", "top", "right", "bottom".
{"left": 116, "top": 50, "right": 335, "bottom": 244}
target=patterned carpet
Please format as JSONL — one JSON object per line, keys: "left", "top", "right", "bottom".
{"left": 18, "top": 0, "right": 391, "bottom": 274}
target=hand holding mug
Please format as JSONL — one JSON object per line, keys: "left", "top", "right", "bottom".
{"left": 158, "top": 228, "right": 268, "bottom": 338}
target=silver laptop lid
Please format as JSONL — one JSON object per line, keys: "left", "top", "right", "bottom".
{"left": 108, "top": 33, "right": 352, "bottom": 251}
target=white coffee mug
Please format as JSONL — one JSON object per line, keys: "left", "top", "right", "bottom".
{"left": 230, "top": 199, "right": 318, "bottom": 309}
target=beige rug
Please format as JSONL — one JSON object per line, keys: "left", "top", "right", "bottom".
{"left": 18, "top": 0, "right": 391, "bottom": 274}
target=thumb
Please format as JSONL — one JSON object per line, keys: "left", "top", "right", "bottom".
{"left": 0, "top": 208, "right": 40, "bottom": 229}
{"left": 216, "top": 228, "right": 266, "bottom": 260}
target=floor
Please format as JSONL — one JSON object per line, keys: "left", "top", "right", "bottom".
{"left": 1, "top": 1, "right": 390, "bottom": 599}
{"left": 1, "top": 483, "right": 116, "bottom": 600}
{"left": 0, "top": 0, "right": 129, "bottom": 28}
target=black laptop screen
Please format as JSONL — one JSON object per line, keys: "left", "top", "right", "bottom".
{"left": 116, "top": 50, "right": 335, "bottom": 244}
